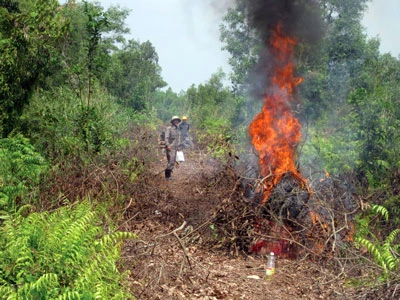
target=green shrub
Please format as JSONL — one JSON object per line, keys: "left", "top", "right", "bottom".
{"left": 0, "top": 135, "right": 48, "bottom": 214}
{"left": 354, "top": 204, "right": 400, "bottom": 279}
{"left": 19, "top": 87, "right": 136, "bottom": 161}
{"left": 300, "top": 125, "right": 359, "bottom": 175}
{"left": 196, "top": 119, "right": 234, "bottom": 160}
{"left": 0, "top": 200, "right": 136, "bottom": 299}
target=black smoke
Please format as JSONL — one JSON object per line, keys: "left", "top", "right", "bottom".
{"left": 243, "top": 0, "right": 325, "bottom": 99}
{"left": 246, "top": 0, "right": 324, "bottom": 45}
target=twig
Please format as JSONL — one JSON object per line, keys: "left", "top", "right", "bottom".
{"left": 157, "top": 262, "right": 164, "bottom": 285}
{"left": 182, "top": 218, "right": 212, "bottom": 238}
{"left": 122, "top": 198, "right": 134, "bottom": 215}
{"left": 173, "top": 227, "right": 192, "bottom": 269}
{"left": 155, "top": 221, "right": 187, "bottom": 239}
{"left": 115, "top": 211, "right": 140, "bottom": 231}
{"left": 392, "top": 284, "right": 399, "bottom": 298}
{"left": 150, "top": 221, "right": 192, "bottom": 272}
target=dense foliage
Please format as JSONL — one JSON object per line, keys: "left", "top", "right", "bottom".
{"left": 0, "top": 135, "right": 48, "bottom": 215}
{"left": 0, "top": 0, "right": 68, "bottom": 137}
{"left": 0, "top": 200, "right": 135, "bottom": 299}
{"left": 0, "top": 0, "right": 399, "bottom": 295}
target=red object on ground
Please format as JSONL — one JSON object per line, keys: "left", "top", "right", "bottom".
{"left": 249, "top": 221, "right": 295, "bottom": 259}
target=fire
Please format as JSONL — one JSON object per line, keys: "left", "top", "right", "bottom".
{"left": 249, "top": 24, "right": 309, "bottom": 204}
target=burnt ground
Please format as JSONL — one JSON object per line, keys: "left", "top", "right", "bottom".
{"left": 119, "top": 147, "right": 399, "bottom": 300}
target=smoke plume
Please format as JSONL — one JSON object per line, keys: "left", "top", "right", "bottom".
{"left": 245, "top": 0, "right": 325, "bottom": 98}
{"left": 246, "top": 0, "right": 324, "bottom": 45}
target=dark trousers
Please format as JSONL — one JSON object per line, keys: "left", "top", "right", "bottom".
{"left": 166, "top": 148, "right": 177, "bottom": 170}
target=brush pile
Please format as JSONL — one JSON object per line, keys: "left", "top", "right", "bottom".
{"left": 199, "top": 166, "right": 360, "bottom": 262}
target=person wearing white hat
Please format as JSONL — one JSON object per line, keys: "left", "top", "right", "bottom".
{"left": 164, "top": 115, "right": 182, "bottom": 180}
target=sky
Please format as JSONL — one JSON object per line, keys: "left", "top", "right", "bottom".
{"left": 361, "top": 0, "right": 400, "bottom": 57}
{"left": 93, "top": 0, "right": 400, "bottom": 93}
{"left": 96, "top": 0, "right": 232, "bottom": 92}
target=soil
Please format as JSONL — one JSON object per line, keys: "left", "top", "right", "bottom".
{"left": 119, "top": 147, "right": 398, "bottom": 300}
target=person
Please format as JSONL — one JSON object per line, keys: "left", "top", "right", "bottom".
{"left": 164, "top": 115, "right": 182, "bottom": 180}
{"left": 179, "top": 115, "right": 194, "bottom": 149}
{"left": 179, "top": 116, "right": 190, "bottom": 139}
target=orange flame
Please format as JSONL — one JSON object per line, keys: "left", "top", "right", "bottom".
{"left": 249, "top": 24, "right": 308, "bottom": 204}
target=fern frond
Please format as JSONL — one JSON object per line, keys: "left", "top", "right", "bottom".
{"left": 57, "top": 291, "right": 81, "bottom": 300}
{"left": 19, "top": 273, "right": 59, "bottom": 298}
{"left": 0, "top": 192, "right": 10, "bottom": 209}
{"left": 0, "top": 209, "right": 10, "bottom": 220}
{"left": 61, "top": 212, "right": 100, "bottom": 265}
{"left": 33, "top": 273, "right": 58, "bottom": 289}
{"left": 355, "top": 237, "right": 387, "bottom": 271}
{"left": 76, "top": 230, "right": 135, "bottom": 299}
{"left": 10, "top": 237, "right": 34, "bottom": 279}
{"left": 381, "top": 250, "right": 397, "bottom": 271}
{"left": 16, "top": 204, "right": 33, "bottom": 217}
{"left": 384, "top": 228, "right": 400, "bottom": 246}
{"left": 371, "top": 204, "right": 389, "bottom": 221}
{"left": 0, "top": 286, "right": 13, "bottom": 299}
{"left": 0, "top": 200, "right": 134, "bottom": 299}
{"left": 95, "top": 231, "right": 136, "bottom": 250}
{"left": 382, "top": 229, "right": 400, "bottom": 270}
{"left": 0, "top": 135, "right": 48, "bottom": 213}
{"left": 46, "top": 212, "right": 74, "bottom": 248}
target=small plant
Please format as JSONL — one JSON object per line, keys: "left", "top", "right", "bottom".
{"left": 196, "top": 120, "right": 234, "bottom": 161}
{"left": 210, "top": 224, "right": 218, "bottom": 239}
{"left": 0, "top": 135, "right": 48, "bottom": 214}
{"left": 355, "top": 204, "right": 400, "bottom": 278}
{"left": 0, "top": 200, "right": 136, "bottom": 299}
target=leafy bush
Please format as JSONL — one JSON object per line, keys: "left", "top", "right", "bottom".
{"left": 0, "top": 135, "right": 48, "bottom": 215}
{"left": 355, "top": 204, "right": 400, "bottom": 279}
{"left": 0, "top": 200, "right": 136, "bottom": 299}
{"left": 19, "top": 87, "right": 136, "bottom": 161}
{"left": 74, "top": 105, "right": 110, "bottom": 153}
{"left": 197, "top": 119, "right": 234, "bottom": 160}
{"left": 300, "top": 125, "right": 360, "bottom": 175}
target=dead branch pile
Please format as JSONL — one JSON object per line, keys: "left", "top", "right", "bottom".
{"left": 193, "top": 165, "right": 362, "bottom": 264}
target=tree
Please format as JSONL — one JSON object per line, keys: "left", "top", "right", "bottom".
{"left": 0, "top": 0, "right": 68, "bottom": 137}
{"left": 51, "top": 1, "right": 130, "bottom": 100}
{"left": 184, "top": 70, "right": 237, "bottom": 131}
{"left": 348, "top": 53, "right": 400, "bottom": 186}
{"left": 83, "top": 0, "right": 109, "bottom": 106}
{"left": 105, "top": 39, "right": 166, "bottom": 111}
{"left": 219, "top": 0, "right": 260, "bottom": 95}
{"left": 151, "top": 88, "right": 184, "bottom": 122}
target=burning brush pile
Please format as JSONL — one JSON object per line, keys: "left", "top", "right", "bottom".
{"left": 205, "top": 168, "right": 358, "bottom": 260}
{"left": 200, "top": 0, "right": 359, "bottom": 260}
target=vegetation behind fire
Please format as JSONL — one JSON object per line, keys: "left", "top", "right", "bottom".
{"left": 0, "top": 0, "right": 399, "bottom": 299}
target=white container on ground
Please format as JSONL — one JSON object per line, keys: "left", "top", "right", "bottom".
{"left": 265, "top": 252, "right": 275, "bottom": 278}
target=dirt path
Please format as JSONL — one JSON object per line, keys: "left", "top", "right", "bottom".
{"left": 121, "top": 149, "right": 367, "bottom": 300}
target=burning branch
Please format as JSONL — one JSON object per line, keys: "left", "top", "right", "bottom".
{"left": 249, "top": 23, "right": 310, "bottom": 204}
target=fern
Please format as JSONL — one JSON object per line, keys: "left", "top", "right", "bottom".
{"left": 0, "top": 135, "right": 48, "bottom": 213}
{"left": 19, "top": 273, "right": 59, "bottom": 299}
{"left": 355, "top": 204, "right": 400, "bottom": 277}
{"left": 355, "top": 237, "right": 388, "bottom": 271}
{"left": 371, "top": 204, "right": 389, "bottom": 221}
{"left": 382, "top": 229, "right": 400, "bottom": 270}
{"left": 57, "top": 291, "right": 81, "bottom": 300}
{"left": 0, "top": 285, "right": 13, "bottom": 299}
{"left": 0, "top": 200, "right": 136, "bottom": 299}
{"left": 77, "top": 231, "right": 136, "bottom": 298}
